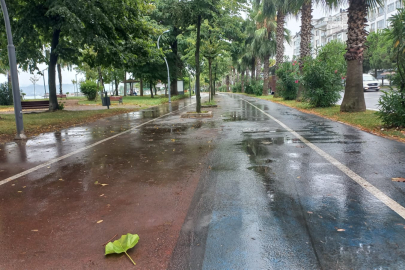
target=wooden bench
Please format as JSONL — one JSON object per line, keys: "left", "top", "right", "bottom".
{"left": 57, "top": 94, "right": 67, "bottom": 99}
{"left": 21, "top": 100, "right": 49, "bottom": 110}
{"left": 109, "top": 96, "right": 123, "bottom": 104}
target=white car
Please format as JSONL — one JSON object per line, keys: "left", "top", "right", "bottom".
{"left": 363, "top": 74, "right": 380, "bottom": 91}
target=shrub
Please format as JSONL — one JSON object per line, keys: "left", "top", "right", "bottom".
{"left": 232, "top": 83, "right": 242, "bottom": 93}
{"left": 218, "top": 85, "right": 227, "bottom": 92}
{"left": 80, "top": 80, "right": 99, "bottom": 101}
{"left": 376, "top": 90, "right": 405, "bottom": 127}
{"left": 276, "top": 62, "right": 298, "bottom": 100}
{"left": 245, "top": 80, "right": 263, "bottom": 96}
{"left": 0, "top": 83, "right": 13, "bottom": 105}
{"left": 302, "top": 59, "right": 343, "bottom": 107}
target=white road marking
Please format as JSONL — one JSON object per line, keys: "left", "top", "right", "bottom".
{"left": 242, "top": 98, "right": 405, "bottom": 220}
{"left": 0, "top": 102, "right": 195, "bottom": 186}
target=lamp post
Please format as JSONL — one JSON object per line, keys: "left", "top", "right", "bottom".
{"left": 42, "top": 68, "right": 48, "bottom": 97}
{"left": 0, "top": 0, "right": 25, "bottom": 139}
{"left": 157, "top": 30, "right": 171, "bottom": 103}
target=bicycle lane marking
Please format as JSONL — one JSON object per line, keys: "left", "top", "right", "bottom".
{"left": 242, "top": 98, "right": 405, "bottom": 220}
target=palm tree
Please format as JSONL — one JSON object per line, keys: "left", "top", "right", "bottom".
{"left": 340, "top": 0, "right": 383, "bottom": 112}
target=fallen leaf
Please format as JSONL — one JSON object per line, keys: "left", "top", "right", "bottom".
{"left": 97, "top": 220, "right": 103, "bottom": 223}
{"left": 171, "top": 139, "right": 175, "bottom": 142}
{"left": 59, "top": 178, "right": 64, "bottom": 181}
{"left": 100, "top": 194, "right": 105, "bottom": 197}
{"left": 105, "top": 233, "right": 139, "bottom": 265}
{"left": 337, "top": 229, "right": 345, "bottom": 232}
{"left": 307, "top": 211, "right": 313, "bottom": 214}
{"left": 392, "top": 177, "right": 405, "bottom": 182}
{"left": 297, "top": 176, "right": 300, "bottom": 179}
{"left": 101, "top": 184, "right": 109, "bottom": 187}
{"left": 31, "top": 230, "right": 38, "bottom": 232}
{"left": 94, "top": 181, "right": 99, "bottom": 185}
{"left": 17, "top": 191, "right": 22, "bottom": 193}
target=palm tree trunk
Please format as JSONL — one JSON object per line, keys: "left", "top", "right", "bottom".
{"left": 209, "top": 58, "right": 213, "bottom": 101}
{"left": 297, "top": 0, "right": 313, "bottom": 101}
{"left": 241, "top": 70, "right": 245, "bottom": 93}
{"left": 140, "top": 78, "right": 143, "bottom": 96}
{"left": 57, "top": 64, "right": 62, "bottom": 95}
{"left": 251, "top": 58, "right": 255, "bottom": 80}
{"left": 256, "top": 57, "right": 261, "bottom": 80}
{"left": 263, "top": 56, "right": 270, "bottom": 95}
{"left": 276, "top": 9, "right": 285, "bottom": 70}
{"left": 341, "top": 0, "right": 368, "bottom": 112}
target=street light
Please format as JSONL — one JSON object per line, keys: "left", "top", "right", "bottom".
{"left": 0, "top": 0, "right": 25, "bottom": 139}
{"left": 157, "top": 30, "right": 171, "bottom": 103}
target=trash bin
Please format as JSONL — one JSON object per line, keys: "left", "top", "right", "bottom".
{"left": 101, "top": 96, "right": 111, "bottom": 107}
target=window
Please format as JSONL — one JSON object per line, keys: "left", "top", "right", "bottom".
{"left": 388, "top": 3, "right": 395, "bottom": 12}
{"left": 316, "top": 40, "right": 319, "bottom": 46}
{"left": 370, "top": 23, "right": 375, "bottom": 32}
{"left": 377, "top": 19, "right": 384, "bottom": 29}
{"left": 396, "top": 1, "right": 401, "bottom": 8}
{"left": 378, "top": 7, "right": 384, "bottom": 15}
{"left": 316, "top": 30, "right": 319, "bottom": 36}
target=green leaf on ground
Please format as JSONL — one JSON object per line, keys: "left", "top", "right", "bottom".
{"left": 105, "top": 233, "right": 139, "bottom": 265}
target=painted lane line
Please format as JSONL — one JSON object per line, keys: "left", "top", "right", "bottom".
{"left": 242, "top": 98, "right": 405, "bottom": 220}
{"left": 0, "top": 102, "right": 195, "bottom": 186}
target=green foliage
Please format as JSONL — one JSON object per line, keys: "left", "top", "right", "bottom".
{"left": 0, "top": 83, "right": 13, "bottom": 105}
{"left": 365, "top": 30, "right": 394, "bottom": 77}
{"left": 276, "top": 62, "right": 298, "bottom": 100}
{"left": 376, "top": 90, "right": 405, "bottom": 127}
{"left": 58, "top": 102, "right": 65, "bottom": 110}
{"left": 218, "top": 85, "right": 227, "bottom": 92}
{"left": 317, "top": 41, "right": 347, "bottom": 79}
{"left": 80, "top": 80, "right": 99, "bottom": 101}
{"left": 302, "top": 59, "right": 343, "bottom": 107}
{"left": 232, "top": 83, "right": 242, "bottom": 93}
{"left": 245, "top": 80, "right": 264, "bottom": 96}
{"left": 105, "top": 233, "right": 140, "bottom": 266}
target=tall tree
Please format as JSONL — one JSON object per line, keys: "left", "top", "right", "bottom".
{"left": 340, "top": 0, "right": 382, "bottom": 112}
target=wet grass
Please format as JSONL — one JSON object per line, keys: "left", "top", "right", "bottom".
{"left": 78, "top": 95, "right": 187, "bottom": 106}
{"left": 0, "top": 108, "right": 140, "bottom": 143}
{"left": 202, "top": 100, "right": 217, "bottom": 106}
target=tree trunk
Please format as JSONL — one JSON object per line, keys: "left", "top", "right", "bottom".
{"left": 214, "top": 64, "right": 217, "bottom": 96}
{"left": 374, "top": 68, "right": 377, "bottom": 79}
{"left": 195, "top": 15, "right": 202, "bottom": 113}
{"left": 57, "top": 63, "right": 62, "bottom": 95}
{"left": 263, "top": 56, "right": 270, "bottom": 95}
{"left": 276, "top": 9, "right": 285, "bottom": 70}
{"left": 114, "top": 75, "right": 119, "bottom": 96}
{"left": 256, "top": 57, "right": 261, "bottom": 80}
{"left": 48, "top": 29, "right": 61, "bottom": 111}
{"left": 209, "top": 58, "right": 213, "bottom": 101}
{"left": 140, "top": 78, "right": 143, "bottom": 96}
{"left": 154, "top": 84, "right": 157, "bottom": 96}
{"left": 251, "top": 58, "right": 255, "bottom": 81}
{"left": 97, "top": 67, "right": 104, "bottom": 92}
{"left": 123, "top": 71, "right": 127, "bottom": 96}
{"left": 241, "top": 70, "right": 245, "bottom": 93}
{"left": 7, "top": 71, "right": 11, "bottom": 86}
{"left": 170, "top": 30, "right": 179, "bottom": 96}
{"left": 341, "top": 0, "right": 368, "bottom": 112}
{"left": 297, "top": 0, "right": 313, "bottom": 101}
{"left": 150, "top": 81, "right": 154, "bottom": 98}
{"left": 226, "top": 75, "right": 230, "bottom": 92}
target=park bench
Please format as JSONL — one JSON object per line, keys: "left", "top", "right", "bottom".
{"left": 21, "top": 100, "right": 49, "bottom": 110}
{"left": 57, "top": 94, "right": 67, "bottom": 99}
{"left": 109, "top": 96, "right": 123, "bottom": 104}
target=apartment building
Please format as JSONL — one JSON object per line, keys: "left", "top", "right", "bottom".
{"left": 368, "top": 0, "right": 403, "bottom": 32}
{"left": 292, "top": 32, "right": 301, "bottom": 57}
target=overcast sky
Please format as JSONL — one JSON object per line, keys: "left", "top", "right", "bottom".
{"left": 0, "top": 4, "right": 348, "bottom": 87}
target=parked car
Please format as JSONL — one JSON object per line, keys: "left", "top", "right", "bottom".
{"left": 363, "top": 74, "right": 380, "bottom": 91}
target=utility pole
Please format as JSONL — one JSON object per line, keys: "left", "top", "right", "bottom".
{"left": 0, "top": 0, "right": 26, "bottom": 139}
{"left": 157, "top": 30, "right": 171, "bottom": 103}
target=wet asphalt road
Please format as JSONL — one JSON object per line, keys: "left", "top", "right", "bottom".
{"left": 1, "top": 93, "right": 405, "bottom": 269}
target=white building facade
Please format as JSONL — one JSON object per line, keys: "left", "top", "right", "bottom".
{"left": 367, "top": 0, "right": 403, "bottom": 32}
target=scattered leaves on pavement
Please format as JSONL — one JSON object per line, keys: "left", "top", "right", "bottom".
{"left": 97, "top": 220, "right": 103, "bottom": 224}
{"left": 392, "top": 177, "right": 405, "bottom": 182}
